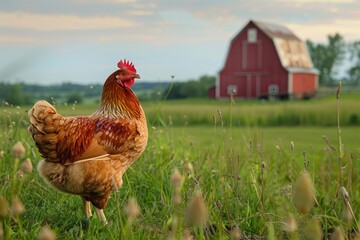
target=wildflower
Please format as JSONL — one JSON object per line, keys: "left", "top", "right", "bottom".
{"left": 186, "top": 191, "right": 207, "bottom": 226}
{"left": 282, "top": 215, "right": 298, "bottom": 233}
{"left": 293, "top": 171, "right": 314, "bottom": 214}
{"left": 303, "top": 217, "right": 323, "bottom": 240}
{"left": 12, "top": 142, "right": 26, "bottom": 158}
{"left": 230, "top": 226, "right": 242, "bottom": 240}
{"left": 124, "top": 197, "right": 141, "bottom": 220}
{"left": 171, "top": 169, "right": 183, "bottom": 189}
{"left": 11, "top": 196, "right": 25, "bottom": 216}
{"left": 38, "top": 225, "right": 56, "bottom": 240}
{"left": 331, "top": 226, "right": 345, "bottom": 240}
{"left": 21, "top": 158, "right": 33, "bottom": 173}
{"left": 0, "top": 196, "right": 9, "bottom": 218}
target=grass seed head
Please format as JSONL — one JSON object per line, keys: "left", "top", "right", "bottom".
{"left": 342, "top": 205, "right": 352, "bottom": 222}
{"left": 11, "top": 196, "right": 25, "bottom": 216}
{"left": 12, "top": 141, "right": 26, "bottom": 158}
{"left": 230, "top": 226, "right": 242, "bottom": 240}
{"left": 0, "top": 196, "right": 9, "bottom": 218}
{"left": 183, "top": 229, "right": 193, "bottom": 240}
{"left": 0, "top": 223, "right": 3, "bottom": 239}
{"left": 17, "top": 170, "right": 24, "bottom": 179}
{"left": 184, "top": 162, "right": 194, "bottom": 175}
{"left": 282, "top": 215, "right": 298, "bottom": 233}
{"left": 336, "top": 81, "right": 341, "bottom": 99}
{"left": 124, "top": 197, "right": 141, "bottom": 219}
{"left": 290, "top": 141, "right": 294, "bottom": 151}
{"left": 331, "top": 226, "right": 345, "bottom": 240}
{"left": 261, "top": 161, "right": 266, "bottom": 169}
{"left": 172, "top": 192, "right": 182, "bottom": 205}
{"left": 186, "top": 191, "right": 207, "bottom": 226}
{"left": 0, "top": 150, "right": 4, "bottom": 158}
{"left": 303, "top": 217, "right": 323, "bottom": 240}
{"left": 38, "top": 225, "right": 56, "bottom": 240}
{"left": 293, "top": 171, "right": 314, "bottom": 215}
{"left": 171, "top": 169, "right": 183, "bottom": 189}
{"left": 21, "top": 158, "right": 33, "bottom": 173}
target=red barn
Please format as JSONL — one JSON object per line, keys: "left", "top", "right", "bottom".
{"left": 216, "top": 20, "right": 319, "bottom": 99}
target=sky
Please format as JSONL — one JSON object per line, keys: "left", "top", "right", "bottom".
{"left": 0, "top": 0, "right": 359, "bottom": 85}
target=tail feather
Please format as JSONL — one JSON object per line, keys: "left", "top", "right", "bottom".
{"left": 28, "top": 100, "right": 61, "bottom": 161}
{"left": 28, "top": 100, "right": 57, "bottom": 134}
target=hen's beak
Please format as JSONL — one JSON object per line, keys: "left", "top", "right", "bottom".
{"left": 133, "top": 73, "right": 141, "bottom": 79}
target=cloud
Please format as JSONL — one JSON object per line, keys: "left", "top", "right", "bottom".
{"left": 125, "top": 10, "right": 154, "bottom": 16}
{"left": 276, "top": 0, "right": 353, "bottom": 2}
{"left": 0, "top": 11, "right": 137, "bottom": 31}
{"left": 0, "top": 35, "right": 58, "bottom": 44}
{"left": 288, "top": 19, "right": 360, "bottom": 42}
{"left": 73, "top": 0, "right": 137, "bottom": 3}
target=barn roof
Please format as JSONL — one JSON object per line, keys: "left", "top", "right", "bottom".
{"left": 251, "top": 20, "right": 316, "bottom": 70}
{"left": 252, "top": 20, "right": 300, "bottom": 41}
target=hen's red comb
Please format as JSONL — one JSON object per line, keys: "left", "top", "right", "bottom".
{"left": 117, "top": 59, "right": 136, "bottom": 73}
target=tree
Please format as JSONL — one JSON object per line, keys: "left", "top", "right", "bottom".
{"left": 347, "top": 41, "right": 360, "bottom": 85}
{"left": 6, "top": 84, "right": 24, "bottom": 105}
{"left": 66, "top": 92, "right": 83, "bottom": 104}
{"left": 306, "top": 33, "right": 346, "bottom": 83}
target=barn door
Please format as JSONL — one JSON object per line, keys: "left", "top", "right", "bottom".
{"left": 242, "top": 42, "right": 262, "bottom": 70}
{"left": 246, "top": 74, "right": 261, "bottom": 98}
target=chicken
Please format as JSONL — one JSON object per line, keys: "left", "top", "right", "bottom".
{"left": 28, "top": 59, "right": 148, "bottom": 224}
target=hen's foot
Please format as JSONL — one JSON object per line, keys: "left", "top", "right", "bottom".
{"left": 94, "top": 207, "right": 108, "bottom": 225}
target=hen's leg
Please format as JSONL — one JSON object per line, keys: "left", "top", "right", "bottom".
{"left": 94, "top": 207, "right": 108, "bottom": 225}
{"left": 83, "top": 199, "right": 92, "bottom": 218}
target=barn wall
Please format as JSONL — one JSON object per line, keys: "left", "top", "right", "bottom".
{"left": 219, "top": 21, "right": 289, "bottom": 98}
{"left": 292, "top": 73, "right": 317, "bottom": 96}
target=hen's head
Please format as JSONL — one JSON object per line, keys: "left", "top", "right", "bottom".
{"left": 115, "top": 59, "right": 140, "bottom": 88}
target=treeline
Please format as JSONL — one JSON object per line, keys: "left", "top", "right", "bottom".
{"left": 0, "top": 82, "right": 103, "bottom": 106}
{"left": 306, "top": 34, "right": 360, "bottom": 84}
{"left": 0, "top": 75, "right": 216, "bottom": 105}
{"left": 162, "top": 75, "right": 215, "bottom": 99}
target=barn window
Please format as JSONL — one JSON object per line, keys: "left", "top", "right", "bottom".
{"left": 227, "top": 85, "right": 238, "bottom": 95}
{"left": 268, "top": 84, "right": 279, "bottom": 95}
{"left": 248, "top": 28, "right": 257, "bottom": 42}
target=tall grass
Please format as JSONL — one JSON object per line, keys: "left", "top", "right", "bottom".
{"left": 0, "top": 89, "right": 359, "bottom": 239}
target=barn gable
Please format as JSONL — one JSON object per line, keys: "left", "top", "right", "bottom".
{"left": 217, "top": 20, "right": 319, "bottom": 99}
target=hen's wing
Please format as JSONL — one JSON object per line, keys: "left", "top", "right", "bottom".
{"left": 28, "top": 100, "right": 138, "bottom": 164}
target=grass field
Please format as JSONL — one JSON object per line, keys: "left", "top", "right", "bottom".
{"left": 0, "top": 92, "right": 359, "bottom": 239}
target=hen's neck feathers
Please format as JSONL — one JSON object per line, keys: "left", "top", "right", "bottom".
{"left": 94, "top": 71, "right": 141, "bottom": 119}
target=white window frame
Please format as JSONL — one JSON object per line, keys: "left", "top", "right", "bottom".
{"left": 248, "top": 28, "right": 257, "bottom": 43}
{"left": 268, "top": 84, "right": 279, "bottom": 95}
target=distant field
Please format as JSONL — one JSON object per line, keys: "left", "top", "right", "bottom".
{"left": 3, "top": 91, "right": 360, "bottom": 127}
